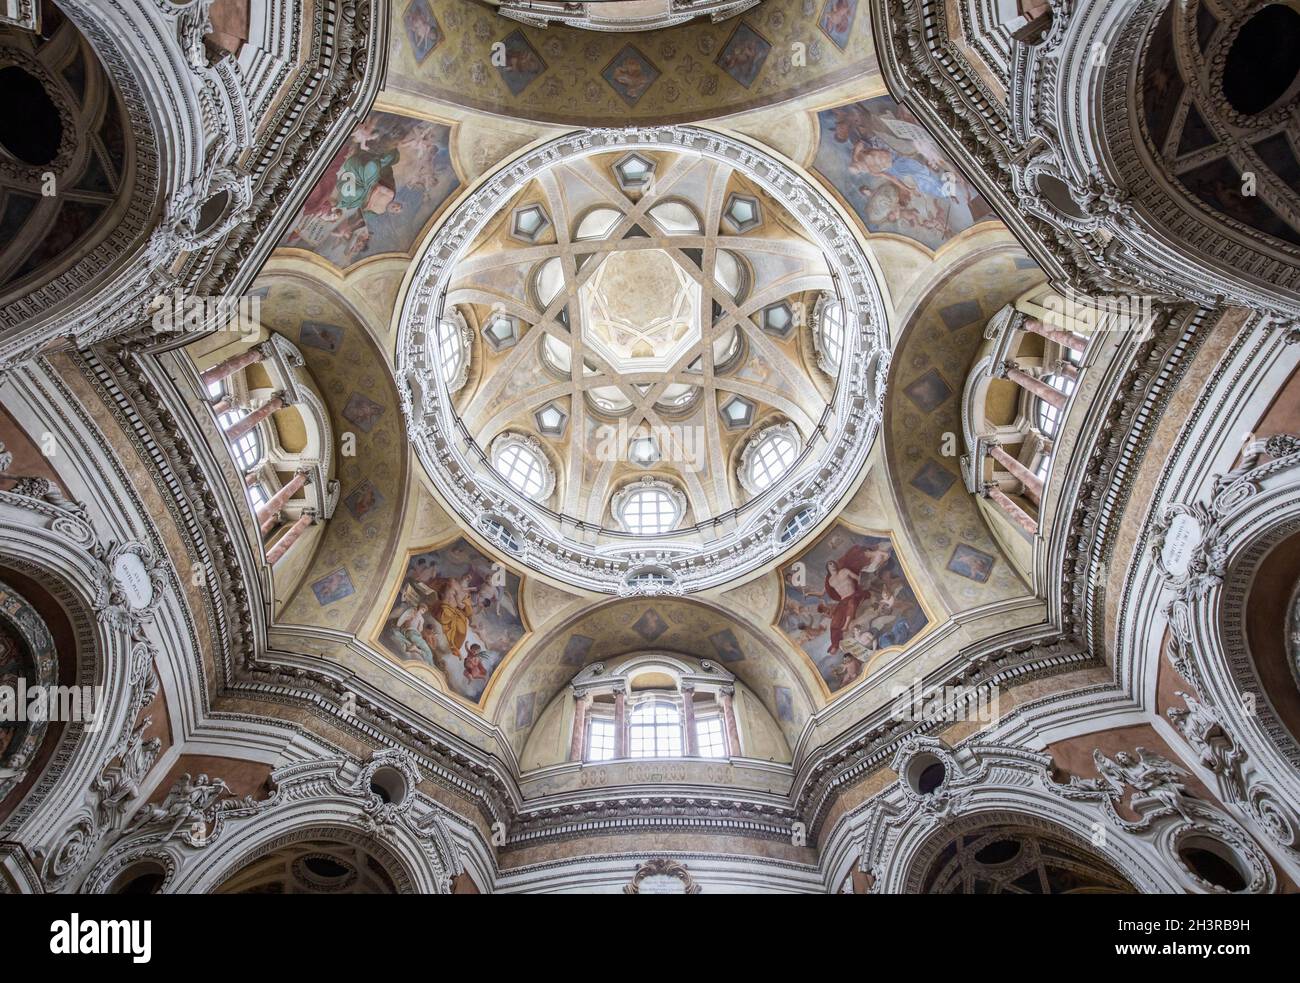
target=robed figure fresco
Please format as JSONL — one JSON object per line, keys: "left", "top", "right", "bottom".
{"left": 379, "top": 540, "right": 525, "bottom": 702}
{"left": 778, "top": 528, "right": 928, "bottom": 693}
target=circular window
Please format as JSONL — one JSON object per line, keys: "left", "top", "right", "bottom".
{"left": 1036, "top": 174, "right": 1087, "bottom": 219}
{"left": 1179, "top": 836, "right": 1249, "bottom": 892}
{"left": 917, "top": 761, "right": 947, "bottom": 795}
{"left": 196, "top": 190, "right": 233, "bottom": 235}
{"left": 368, "top": 765, "right": 409, "bottom": 806}
{"left": 109, "top": 862, "right": 167, "bottom": 895}
{"left": 905, "top": 752, "right": 948, "bottom": 795}
{"left": 0, "top": 66, "right": 63, "bottom": 166}
{"left": 1223, "top": 5, "right": 1300, "bottom": 115}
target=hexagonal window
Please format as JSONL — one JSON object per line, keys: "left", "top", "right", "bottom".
{"left": 535, "top": 402, "right": 568, "bottom": 437}
{"left": 722, "top": 193, "right": 761, "bottom": 233}
{"left": 510, "top": 203, "right": 551, "bottom": 243}
{"left": 628, "top": 435, "right": 660, "bottom": 467}
{"left": 483, "top": 313, "right": 522, "bottom": 352}
{"left": 720, "top": 395, "right": 754, "bottom": 430}
{"left": 760, "top": 301, "right": 796, "bottom": 339}
{"left": 614, "top": 152, "right": 656, "bottom": 192}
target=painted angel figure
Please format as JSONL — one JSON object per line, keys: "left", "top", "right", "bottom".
{"left": 1093, "top": 747, "right": 1195, "bottom": 822}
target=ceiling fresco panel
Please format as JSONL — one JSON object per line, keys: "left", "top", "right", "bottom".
{"left": 279, "top": 109, "right": 462, "bottom": 270}
{"left": 375, "top": 537, "right": 529, "bottom": 705}
{"left": 777, "top": 520, "right": 933, "bottom": 696}
{"left": 385, "top": 0, "right": 878, "bottom": 126}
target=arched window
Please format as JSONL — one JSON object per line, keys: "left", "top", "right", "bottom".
{"left": 1033, "top": 373, "right": 1076, "bottom": 439}
{"left": 436, "top": 313, "right": 470, "bottom": 393}
{"left": 616, "top": 481, "right": 684, "bottom": 535}
{"left": 574, "top": 207, "right": 623, "bottom": 240}
{"left": 491, "top": 434, "right": 553, "bottom": 500}
{"left": 648, "top": 200, "right": 702, "bottom": 235}
{"left": 695, "top": 716, "right": 727, "bottom": 758}
{"left": 248, "top": 482, "right": 271, "bottom": 513}
{"left": 817, "top": 299, "right": 846, "bottom": 370}
{"left": 740, "top": 423, "right": 799, "bottom": 494}
{"left": 628, "top": 700, "right": 683, "bottom": 758}
{"left": 587, "top": 717, "right": 617, "bottom": 761}
{"left": 534, "top": 257, "right": 564, "bottom": 306}
{"left": 779, "top": 505, "right": 818, "bottom": 544}
{"left": 218, "top": 409, "right": 264, "bottom": 470}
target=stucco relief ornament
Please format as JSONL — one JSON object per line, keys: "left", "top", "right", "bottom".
{"left": 124, "top": 773, "right": 235, "bottom": 846}
{"left": 350, "top": 750, "right": 423, "bottom": 837}
{"left": 91, "top": 541, "right": 166, "bottom": 635}
{"left": 1166, "top": 692, "right": 1300, "bottom": 852}
{"left": 150, "top": 0, "right": 217, "bottom": 70}
{"left": 1150, "top": 502, "right": 1224, "bottom": 601}
{"left": 623, "top": 858, "right": 702, "bottom": 894}
{"left": 93, "top": 718, "right": 163, "bottom": 830}
{"left": 148, "top": 161, "right": 253, "bottom": 260}
{"left": 1166, "top": 693, "right": 1245, "bottom": 801}
{"left": 1086, "top": 747, "right": 1196, "bottom": 826}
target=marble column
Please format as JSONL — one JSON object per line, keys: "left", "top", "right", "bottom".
{"left": 1002, "top": 362, "right": 1067, "bottom": 411}
{"left": 614, "top": 687, "right": 627, "bottom": 759}
{"left": 681, "top": 684, "right": 698, "bottom": 756}
{"left": 200, "top": 343, "right": 270, "bottom": 387}
{"left": 256, "top": 470, "right": 309, "bottom": 530}
{"left": 1021, "top": 316, "right": 1088, "bottom": 354}
{"left": 987, "top": 444, "right": 1043, "bottom": 505}
{"left": 1053, "top": 358, "right": 1080, "bottom": 382}
{"left": 224, "top": 393, "right": 287, "bottom": 442}
{"left": 569, "top": 691, "right": 592, "bottom": 762}
{"left": 265, "top": 511, "right": 314, "bottom": 566}
{"left": 984, "top": 483, "right": 1038, "bottom": 535}
{"left": 718, "top": 687, "right": 740, "bottom": 757}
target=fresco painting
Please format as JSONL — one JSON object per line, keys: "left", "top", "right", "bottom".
{"left": 779, "top": 525, "right": 928, "bottom": 693}
{"left": 379, "top": 539, "right": 526, "bottom": 702}
{"left": 602, "top": 45, "right": 661, "bottom": 106}
{"left": 814, "top": 96, "right": 994, "bottom": 249}
{"left": 311, "top": 568, "right": 355, "bottom": 606}
{"left": 402, "top": 0, "right": 443, "bottom": 62}
{"left": 281, "top": 111, "right": 459, "bottom": 268}
{"left": 716, "top": 22, "right": 771, "bottom": 88}
{"left": 818, "top": 0, "right": 858, "bottom": 50}
{"left": 494, "top": 30, "right": 547, "bottom": 96}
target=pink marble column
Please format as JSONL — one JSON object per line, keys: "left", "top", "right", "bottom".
{"left": 1002, "top": 363, "right": 1067, "bottom": 411}
{"left": 200, "top": 344, "right": 269, "bottom": 387}
{"left": 681, "top": 684, "right": 698, "bottom": 756}
{"left": 1054, "top": 359, "right": 1080, "bottom": 382}
{"left": 265, "top": 511, "right": 314, "bottom": 566}
{"left": 987, "top": 444, "right": 1043, "bottom": 505}
{"left": 1021, "top": 316, "right": 1088, "bottom": 354}
{"left": 985, "top": 483, "right": 1038, "bottom": 535}
{"left": 717, "top": 687, "right": 740, "bottom": 757}
{"left": 210, "top": 397, "right": 233, "bottom": 416}
{"left": 256, "top": 471, "right": 309, "bottom": 529}
{"left": 569, "top": 691, "right": 592, "bottom": 762}
{"left": 224, "top": 393, "right": 286, "bottom": 442}
{"left": 614, "top": 688, "right": 627, "bottom": 759}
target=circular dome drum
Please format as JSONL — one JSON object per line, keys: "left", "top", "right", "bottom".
{"left": 396, "top": 127, "right": 889, "bottom": 595}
